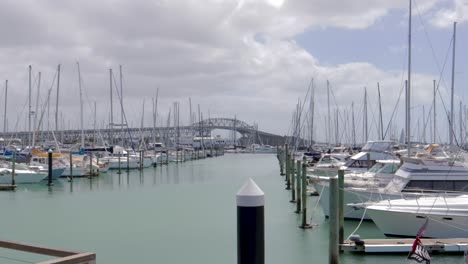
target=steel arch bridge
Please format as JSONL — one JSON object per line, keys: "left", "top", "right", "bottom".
{"left": 2, "top": 118, "right": 286, "bottom": 147}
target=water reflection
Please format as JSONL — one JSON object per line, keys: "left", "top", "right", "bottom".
{"left": 4, "top": 158, "right": 219, "bottom": 197}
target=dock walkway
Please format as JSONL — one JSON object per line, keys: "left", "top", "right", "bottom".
{"left": 342, "top": 238, "right": 468, "bottom": 253}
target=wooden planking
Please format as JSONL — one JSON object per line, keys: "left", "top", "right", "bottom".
{"left": 38, "top": 252, "right": 96, "bottom": 264}
{"left": 0, "top": 239, "right": 79, "bottom": 257}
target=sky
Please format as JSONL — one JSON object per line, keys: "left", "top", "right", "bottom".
{"left": 0, "top": 0, "right": 468, "bottom": 145}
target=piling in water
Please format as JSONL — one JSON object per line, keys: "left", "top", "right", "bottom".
{"left": 286, "top": 154, "right": 292, "bottom": 190}
{"left": 283, "top": 144, "right": 288, "bottom": 177}
{"left": 11, "top": 152, "right": 16, "bottom": 186}
{"left": 88, "top": 153, "right": 92, "bottom": 178}
{"left": 69, "top": 151, "right": 73, "bottom": 182}
{"left": 237, "top": 178, "right": 265, "bottom": 264}
{"left": 338, "top": 169, "right": 344, "bottom": 245}
{"left": 300, "top": 156, "right": 311, "bottom": 229}
{"left": 290, "top": 159, "right": 297, "bottom": 203}
{"left": 295, "top": 159, "right": 302, "bottom": 213}
{"left": 118, "top": 155, "right": 122, "bottom": 174}
{"left": 127, "top": 152, "right": 131, "bottom": 171}
{"left": 329, "top": 177, "right": 339, "bottom": 264}
{"left": 47, "top": 150, "right": 53, "bottom": 186}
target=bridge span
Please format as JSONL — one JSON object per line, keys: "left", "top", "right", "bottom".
{"left": 2, "top": 118, "right": 286, "bottom": 147}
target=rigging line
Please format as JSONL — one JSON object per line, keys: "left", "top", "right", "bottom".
{"left": 6, "top": 96, "right": 29, "bottom": 146}
{"left": 34, "top": 70, "right": 58, "bottom": 133}
{"left": 287, "top": 79, "right": 313, "bottom": 148}
{"left": 111, "top": 70, "right": 136, "bottom": 150}
{"left": 414, "top": 0, "right": 452, "bottom": 93}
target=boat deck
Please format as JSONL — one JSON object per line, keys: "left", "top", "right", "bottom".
{"left": 342, "top": 238, "right": 468, "bottom": 253}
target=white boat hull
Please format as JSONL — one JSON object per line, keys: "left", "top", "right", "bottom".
{"left": 367, "top": 206, "right": 468, "bottom": 238}
{"left": 0, "top": 170, "right": 47, "bottom": 184}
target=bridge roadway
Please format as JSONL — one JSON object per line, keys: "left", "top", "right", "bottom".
{"left": 1, "top": 118, "right": 286, "bottom": 147}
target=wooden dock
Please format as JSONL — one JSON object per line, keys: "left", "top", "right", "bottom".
{"left": 0, "top": 184, "right": 16, "bottom": 191}
{"left": 0, "top": 239, "right": 95, "bottom": 263}
{"left": 341, "top": 238, "right": 468, "bottom": 253}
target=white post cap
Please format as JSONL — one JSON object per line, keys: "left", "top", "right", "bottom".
{"left": 236, "top": 178, "right": 265, "bottom": 207}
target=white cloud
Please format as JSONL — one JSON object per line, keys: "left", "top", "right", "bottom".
{"left": 0, "top": 0, "right": 454, "bottom": 144}
{"left": 430, "top": 0, "right": 468, "bottom": 28}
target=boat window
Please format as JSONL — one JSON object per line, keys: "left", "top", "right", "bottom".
{"left": 380, "top": 163, "right": 399, "bottom": 174}
{"left": 433, "top": 181, "right": 455, "bottom": 192}
{"left": 403, "top": 180, "right": 468, "bottom": 192}
{"left": 454, "top": 181, "right": 468, "bottom": 191}
{"left": 344, "top": 159, "right": 376, "bottom": 169}
{"left": 368, "top": 163, "right": 384, "bottom": 173}
{"left": 404, "top": 180, "right": 433, "bottom": 190}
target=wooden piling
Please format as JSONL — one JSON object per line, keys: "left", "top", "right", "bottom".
{"left": 295, "top": 159, "right": 302, "bottom": 213}
{"left": 338, "top": 169, "right": 344, "bottom": 245}
{"left": 88, "top": 153, "right": 92, "bottom": 178}
{"left": 290, "top": 159, "right": 298, "bottom": 203}
{"left": 11, "top": 152, "right": 16, "bottom": 186}
{"left": 283, "top": 144, "right": 288, "bottom": 177}
{"left": 47, "top": 150, "right": 53, "bottom": 186}
{"left": 285, "top": 153, "right": 291, "bottom": 189}
{"left": 329, "top": 177, "right": 339, "bottom": 264}
{"left": 69, "top": 151, "right": 73, "bottom": 181}
{"left": 118, "top": 155, "right": 122, "bottom": 174}
{"left": 300, "top": 156, "right": 311, "bottom": 229}
{"left": 127, "top": 151, "right": 130, "bottom": 171}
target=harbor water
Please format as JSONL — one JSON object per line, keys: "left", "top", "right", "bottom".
{"left": 0, "top": 154, "right": 461, "bottom": 263}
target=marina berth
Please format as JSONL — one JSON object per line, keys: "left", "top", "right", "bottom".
{"left": 361, "top": 195, "right": 468, "bottom": 238}
{"left": 315, "top": 143, "right": 468, "bottom": 220}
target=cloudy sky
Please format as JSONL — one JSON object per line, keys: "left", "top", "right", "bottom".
{"left": 1, "top": 0, "right": 468, "bottom": 144}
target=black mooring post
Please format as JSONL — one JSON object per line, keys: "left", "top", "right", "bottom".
{"left": 47, "top": 149, "right": 53, "bottom": 186}
{"left": 237, "top": 178, "right": 265, "bottom": 264}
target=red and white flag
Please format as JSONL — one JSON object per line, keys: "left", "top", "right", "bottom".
{"left": 407, "top": 219, "right": 431, "bottom": 264}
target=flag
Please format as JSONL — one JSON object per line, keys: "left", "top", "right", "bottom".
{"left": 408, "top": 219, "right": 431, "bottom": 263}
{"left": 408, "top": 238, "right": 431, "bottom": 263}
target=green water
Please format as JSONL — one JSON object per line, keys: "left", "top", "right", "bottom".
{"left": 0, "top": 154, "right": 461, "bottom": 263}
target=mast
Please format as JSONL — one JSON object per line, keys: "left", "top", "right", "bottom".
{"left": 352, "top": 101, "right": 356, "bottom": 147}
{"left": 77, "top": 62, "right": 84, "bottom": 149}
{"left": 423, "top": 105, "right": 426, "bottom": 143}
{"left": 310, "top": 78, "right": 315, "bottom": 146}
{"left": 94, "top": 101, "right": 96, "bottom": 147}
{"left": 335, "top": 109, "right": 339, "bottom": 145}
{"left": 120, "top": 65, "right": 124, "bottom": 146}
{"left": 460, "top": 101, "right": 463, "bottom": 146}
{"left": 28, "top": 65, "right": 32, "bottom": 147}
{"left": 405, "top": 81, "right": 408, "bottom": 145}
{"left": 32, "top": 72, "right": 41, "bottom": 147}
{"left": 55, "top": 64, "right": 61, "bottom": 136}
{"left": 3, "top": 80, "right": 7, "bottom": 134}
{"left": 450, "top": 21, "right": 457, "bottom": 145}
{"left": 364, "top": 87, "right": 368, "bottom": 142}
{"left": 378, "top": 82, "right": 383, "bottom": 140}
{"left": 433, "top": 80, "right": 436, "bottom": 143}
{"left": 109, "top": 68, "right": 113, "bottom": 145}
{"left": 407, "top": 0, "right": 412, "bottom": 157}
{"left": 154, "top": 88, "right": 159, "bottom": 143}
{"left": 327, "top": 80, "right": 331, "bottom": 146}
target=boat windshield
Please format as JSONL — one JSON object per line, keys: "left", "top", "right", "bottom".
{"left": 368, "top": 162, "right": 384, "bottom": 173}
{"left": 383, "top": 176, "right": 408, "bottom": 193}
{"left": 318, "top": 156, "right": 339, "bottom": 164}
{"left": 362, "top": 141, "right": 393, "bottom": 152}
